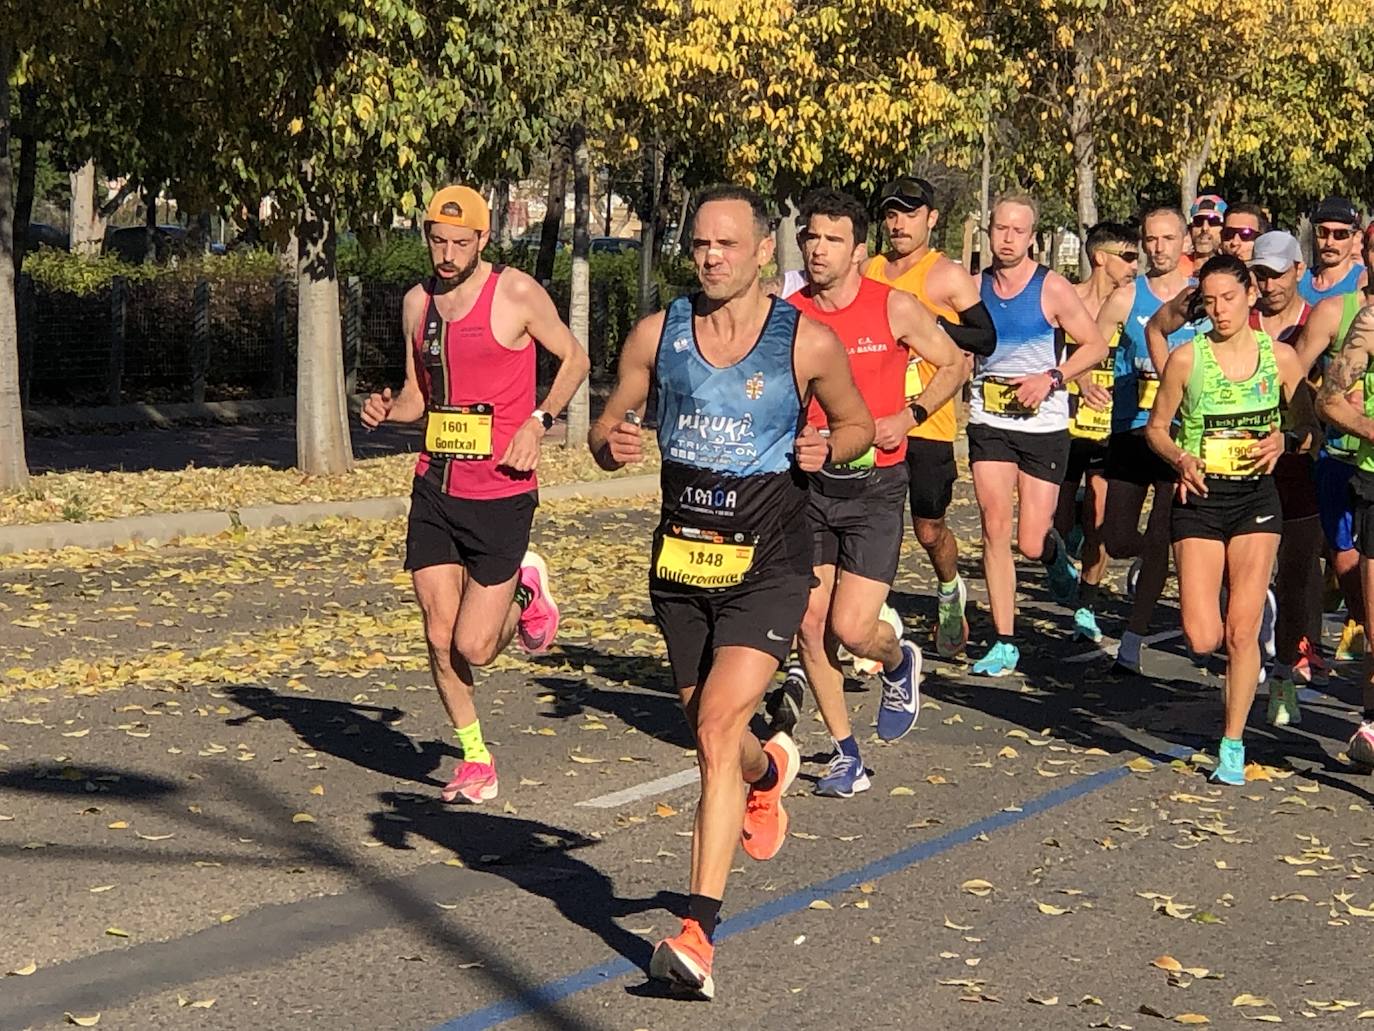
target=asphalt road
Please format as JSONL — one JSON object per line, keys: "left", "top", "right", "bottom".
{"left": 2, "top": 485, "right": 1372, "bottom": 1030}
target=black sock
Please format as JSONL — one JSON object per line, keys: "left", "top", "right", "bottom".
{"left": 1080, "top": 582, "right": 1100, "bottom": 608}
{"left": 514, "top": 583, "right": 533, "bottom": 611}
{"left": 687, "top": 894, "right": 722, "bottom": 940}
{"left": 1363, "top": 708, "right": 1374, "bottom": 724}
{"left": 997, "top": 635, "right": 1016, "bottom": 649}
{"left": 751, "top": 752, "right": 779, "bottom": 792}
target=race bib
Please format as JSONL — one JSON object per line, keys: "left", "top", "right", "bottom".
{"left": 654, "top": 525, "right": 757, "bottom": 589}
{"left": 425, "top": 404, "right": 493, "bottom": 460}
{"left": 980, "top": 377, "right": 1034, "bottom": 418}
{"left": 1069, "top": 369, "right": 1113, "bottom": 440}
{"left": 1137, "top": 374, "right": 1160, "bottom": 411}
{"left": 904, "top": 358, "right": 925, "bottom": 402}
{"left": 1200, "top": 430, "right": 1262, "bottom": 477}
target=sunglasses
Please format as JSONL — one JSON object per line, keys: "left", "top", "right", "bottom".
{"left": 1317, "top": 226, "right": 1357, "bottom": 241}
{"left": 1221, "top": 226, "right": 1261, "bottom": 242}
{"left": 1191, "top": 214, "right": 1223, "bottom": 228}
{"left": 1100, "top": 248, "right": 1139, "bottom": 262}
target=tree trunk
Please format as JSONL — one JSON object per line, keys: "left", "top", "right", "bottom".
{"left": 492, "top": 179, "right": 511, "bottom": 248}
{"left": 566, "top": 123, "right": 591, "bottom": 448}
{"left": 294, "top": 163, "right": 352, "bottom": 475}
{"left": 652, "top": 153, "right": 673, "bottom": 271}
{"left": 637, "top": 139, "right": 659, "bottom": 316}
{"left": 13, "top": 85, "right": 36, "bottom": 270}
{"left": 979, "top": 106, "right": 992, "bottom": 273}
{"left": 142, "top": 182, "right": 158, "bottom": 264}
{"left": 535, "top": 139, "right": 568, "bottom": 285}
{"left": 1179, "top": 103, "right": 1221, "bottom": 215}
{"left": 69, "top": 161, "right": 105, "bottom": 256}
{"left": 774, "top": 195, "right": 802, "bottom": 272}
{"left": 0, "top": 44, "right": 29, "bottom": 489}
{"left": 1070, "top": 39, "right": 1098, "bottom": 242}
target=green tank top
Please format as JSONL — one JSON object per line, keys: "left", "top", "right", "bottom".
{"left": 1356, "top": 361, "right": 1374, "bottom": 473}
{"left": 1176, "top": 331, "right": 1281, "bottom": 478}
{"left": 1328, "top": 293, "right": 1364, "bottom": 462}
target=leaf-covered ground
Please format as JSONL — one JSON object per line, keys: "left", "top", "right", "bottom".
{"left": 0, "top": 439, "right": 660, "bottom": 527}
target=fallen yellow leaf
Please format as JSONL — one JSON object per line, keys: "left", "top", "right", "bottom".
{"left": 64, "top": 1014, "right": 100, "bottom": 1027}
{"left": 960, "top": 879, "right": 994, "bottom": 897}
{"left": 292, "top": 812, "right": 315, "bottom": 823}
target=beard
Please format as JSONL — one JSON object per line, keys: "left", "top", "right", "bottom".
{"left": 434, "top": 249, "right": 481, "bottom": 289}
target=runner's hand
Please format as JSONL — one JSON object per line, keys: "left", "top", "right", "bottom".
{"left": 500, "top": 419, "right": 544, "bottom": 472}
{"left": 1251, "top": 429, "right": 1284, "bottom": 475}
{"left": 1080, "top": 381, "right": 1112, "bottom": 411}
{"left": 361, "top": 388, "right": 393, "bottom": 429}
{"left": 873, "top": 411, "right": 911, "bottom": 451}
{"left": 1173, "top": 452, "right": 1208, "bottom": 503}
{"left": 606, "top": 418, "right": 644, "bottom": 465}
{"left": 1011, "top": 372, "right": 1052, "bottom": 410}
{"left": 794, "top": 424, "right": 829, "bottom": 473}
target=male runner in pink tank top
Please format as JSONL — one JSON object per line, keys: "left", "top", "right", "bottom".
{"left": 361, "top": 185, "right": 590, "bottom": 804}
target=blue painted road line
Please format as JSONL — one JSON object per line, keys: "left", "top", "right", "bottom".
{"left": 430, "top": 743, "right": 1191, "bottom": 1031}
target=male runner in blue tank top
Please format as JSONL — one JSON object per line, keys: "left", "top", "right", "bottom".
{"left": 1300, "top": 196, "right": 1368, "bottom": 305}
{"left": 968, "top": 192, "right": 1111, "bottom": 676}
{"left": 1095, "top": 206, "right": 1203, "bottom": 674}
{"left": 589, "top": 185, "right": 873, "bottom": 1000}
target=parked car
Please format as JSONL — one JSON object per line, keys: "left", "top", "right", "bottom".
{"left": 590, "top": 236, "right": 641, "bottom": 255}
{"left": 104, "top": 224, "right": 192, "bottom": 263}
{"left": 25, "top": 222, "right": 69, "bottom": 251}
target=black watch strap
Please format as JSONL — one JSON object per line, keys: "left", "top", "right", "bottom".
{"left": 909, "top": 402, "right": 929, "bottom": 426}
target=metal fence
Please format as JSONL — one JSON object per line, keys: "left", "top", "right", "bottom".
{"left": 17, "top": 271, "right": 640, "bottom": 409}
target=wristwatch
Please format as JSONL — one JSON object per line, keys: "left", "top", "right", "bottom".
{"left": 531, "top": 409, "right": 554, "bottom": 431}
{"left": 909, "top": 402, "right": 929, "bottom": 426}
{"left": 1046, "top": 368, "right": 1065, "bottom": 392}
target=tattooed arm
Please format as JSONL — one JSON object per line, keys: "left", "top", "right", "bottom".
{"left": 1315, "top": 305, "right": 1374, "bottom": 442}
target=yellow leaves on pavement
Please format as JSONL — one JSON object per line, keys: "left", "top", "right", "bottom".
{"left": 960, "top": 879, "right": 994, "bottom": 897}
{"left": 807, "top": 900, "right": 833, "bottom": 911}
{"left": 6, "top": 960, "right": 37, "bottom": 976}
{"left": 1035, "top": 901, "right": 1070, "bottom": 916}
{"left": 104, "top": 927, "right": 129, "bottom": 938}
{"left": 1126, "top": 757, "right": 1155, "bottom": 773}
{"left": 64, "top": 1014, "right": 100, "bottom": 1027}
{"left": 177, "top": 997, "right": 216, "bottom": 1009}
{"left": 291, "top": 812, "right": 316, "bottom": 823}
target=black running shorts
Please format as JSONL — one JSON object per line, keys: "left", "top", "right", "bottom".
{"left": 967, "top": 423, "right": 1070, "bottom": 484}
{"left": 1349, "top": 468, "right": 1374, "bottom": 559}
{"left": 650, "top": 574, "right": 810, "bottom": 690}
{"left": 808, "top": 463, "right": 908, "bottom": 583}
{"left": 403, "top": 477, "right": 536, "bottom": 585}
{"left": 1064, "top": 436, "right": 1108, "bottom": 486}
{"left": 1170, "top": 477, "right": 1282, "bottom": 544}
{"left": 904, "top": 438, "right": 958, "bottom": 522}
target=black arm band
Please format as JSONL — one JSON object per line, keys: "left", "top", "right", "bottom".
{"left": 938, "top": 301, "right": 997, "bottom": 358}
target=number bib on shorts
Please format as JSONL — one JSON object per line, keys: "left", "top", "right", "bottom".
{"left": 1137, "top": 373, "right": 1160, "bottom": 411}
{"left": 1068, "top": 368, "right": 1114, "bottom": 440}
{"left": 654, "top": 524, "right": 758, "bottom": 589}
{"left": 1200, "top": 429, "right": 1264, "bottom": 478}
{"left": 425, "top": 404, "right": 494, "bottom": 460}
{"left": 980, "top": 376, "right": 1035, "bottom": 418}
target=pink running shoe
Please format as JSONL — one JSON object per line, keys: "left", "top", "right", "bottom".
{"left": 516, "top": 551, "right": 560, "bottom": 653}
{"left": 441, "top": 758, "right": 499, "bottom": 803}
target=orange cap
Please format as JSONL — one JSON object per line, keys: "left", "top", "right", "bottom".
{"left": 424, "top": 185, "right": 490, "bottom": 232}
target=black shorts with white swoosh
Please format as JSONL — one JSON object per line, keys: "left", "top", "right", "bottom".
{"left": 1170, "top": 476, "right": 1282, "bottom": 544}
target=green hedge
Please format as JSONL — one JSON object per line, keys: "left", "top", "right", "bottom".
{"left": 21, "top": 247, "right": 280, "bottom": 296}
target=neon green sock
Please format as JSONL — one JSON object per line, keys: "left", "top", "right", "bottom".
{"left": 455, "top": 721, "right": 491, "bottom": 765}
{"left": 938, "top": 578, "right": 959, "bottom": 597}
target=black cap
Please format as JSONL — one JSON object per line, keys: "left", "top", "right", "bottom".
{"left": 1311, "top": 196, "right": 1360, "bottom": 226}
{"left": 878, "top": 177, "right": 936, "bottom": 213}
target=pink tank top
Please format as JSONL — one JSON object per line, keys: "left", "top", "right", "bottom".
{"left": 413, "top": 267, "right": 538, "bottom": 499}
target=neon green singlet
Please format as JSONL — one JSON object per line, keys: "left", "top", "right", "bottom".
{"left": 1175, "top": 331, "right": 1281, "bottom": 478}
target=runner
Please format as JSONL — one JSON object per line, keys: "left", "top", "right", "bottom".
{"left": 1297, "top": 223, "right": 1374, "bottom": 664}
{"left": 1314, "top": 298, "right": 1374, "bottom": 769}
{"left": 360, "top": 184, "right": 590, "bottom": 804}
{"left": 1055, "top": 221, "right": 1137, "bottom": 643}
{"left": 1145, "top": 254, "right": 1317, "bottom": 784}
{"left": 1155, "top": 232, "right": 1318, "bottom": 724}
{"left": 588, "top": 184, "right": 874, "bottom": 997}
{"left": 865, "top": 176, "right": 997, "bottom": 661}
{"left": 1098, "top": 207, "right": 1202, "bottom": 675}
{"left": 1220, "top": 202, "right": 1269, "bottom": 262}
{"left": 787, "top": 187, "right": 966, "bottom": 797}
{"left": 1185, "top": 194, "right": 1227, "bottom": 271}
{"left": 967, "top": 192, "right": 1111, "bottom": 677}
{"left": 1299, "top": 196, "right": 1368, "bottom": 305}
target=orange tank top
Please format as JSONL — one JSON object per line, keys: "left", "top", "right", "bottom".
{"left": 864, "top": 250, "right": 959, "bottom": 444}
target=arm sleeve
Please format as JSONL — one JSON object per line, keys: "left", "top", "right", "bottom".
{"left": 937, "top": 301, "right": 997, "bottom": 358}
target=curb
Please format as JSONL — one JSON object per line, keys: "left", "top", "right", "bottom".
{"left": 0, "top": 474, "right": 661, "bottom": 557}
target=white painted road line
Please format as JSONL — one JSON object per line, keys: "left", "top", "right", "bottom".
{"left": 1064, "top": 628, "right": 1181, "bottom": 664}
{"left": 575, "top": 766, "right": 699, "bottom": 809}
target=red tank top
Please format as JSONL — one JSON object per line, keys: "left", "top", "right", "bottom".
{"left": 1249, "top": 303, "right": 1311, "bottom": 343}
{"left": 413, "top": 267, "right": 537, "bottom": 499}
{"left": 789, "top": 277, "right": 908, "bottom": 465}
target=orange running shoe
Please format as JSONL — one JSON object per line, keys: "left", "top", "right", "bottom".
{"left": 741, "top": 732, "right": 799, "bottom": 861}
{"left": 649, "top": 917, "right": 715, "bottom": 999}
